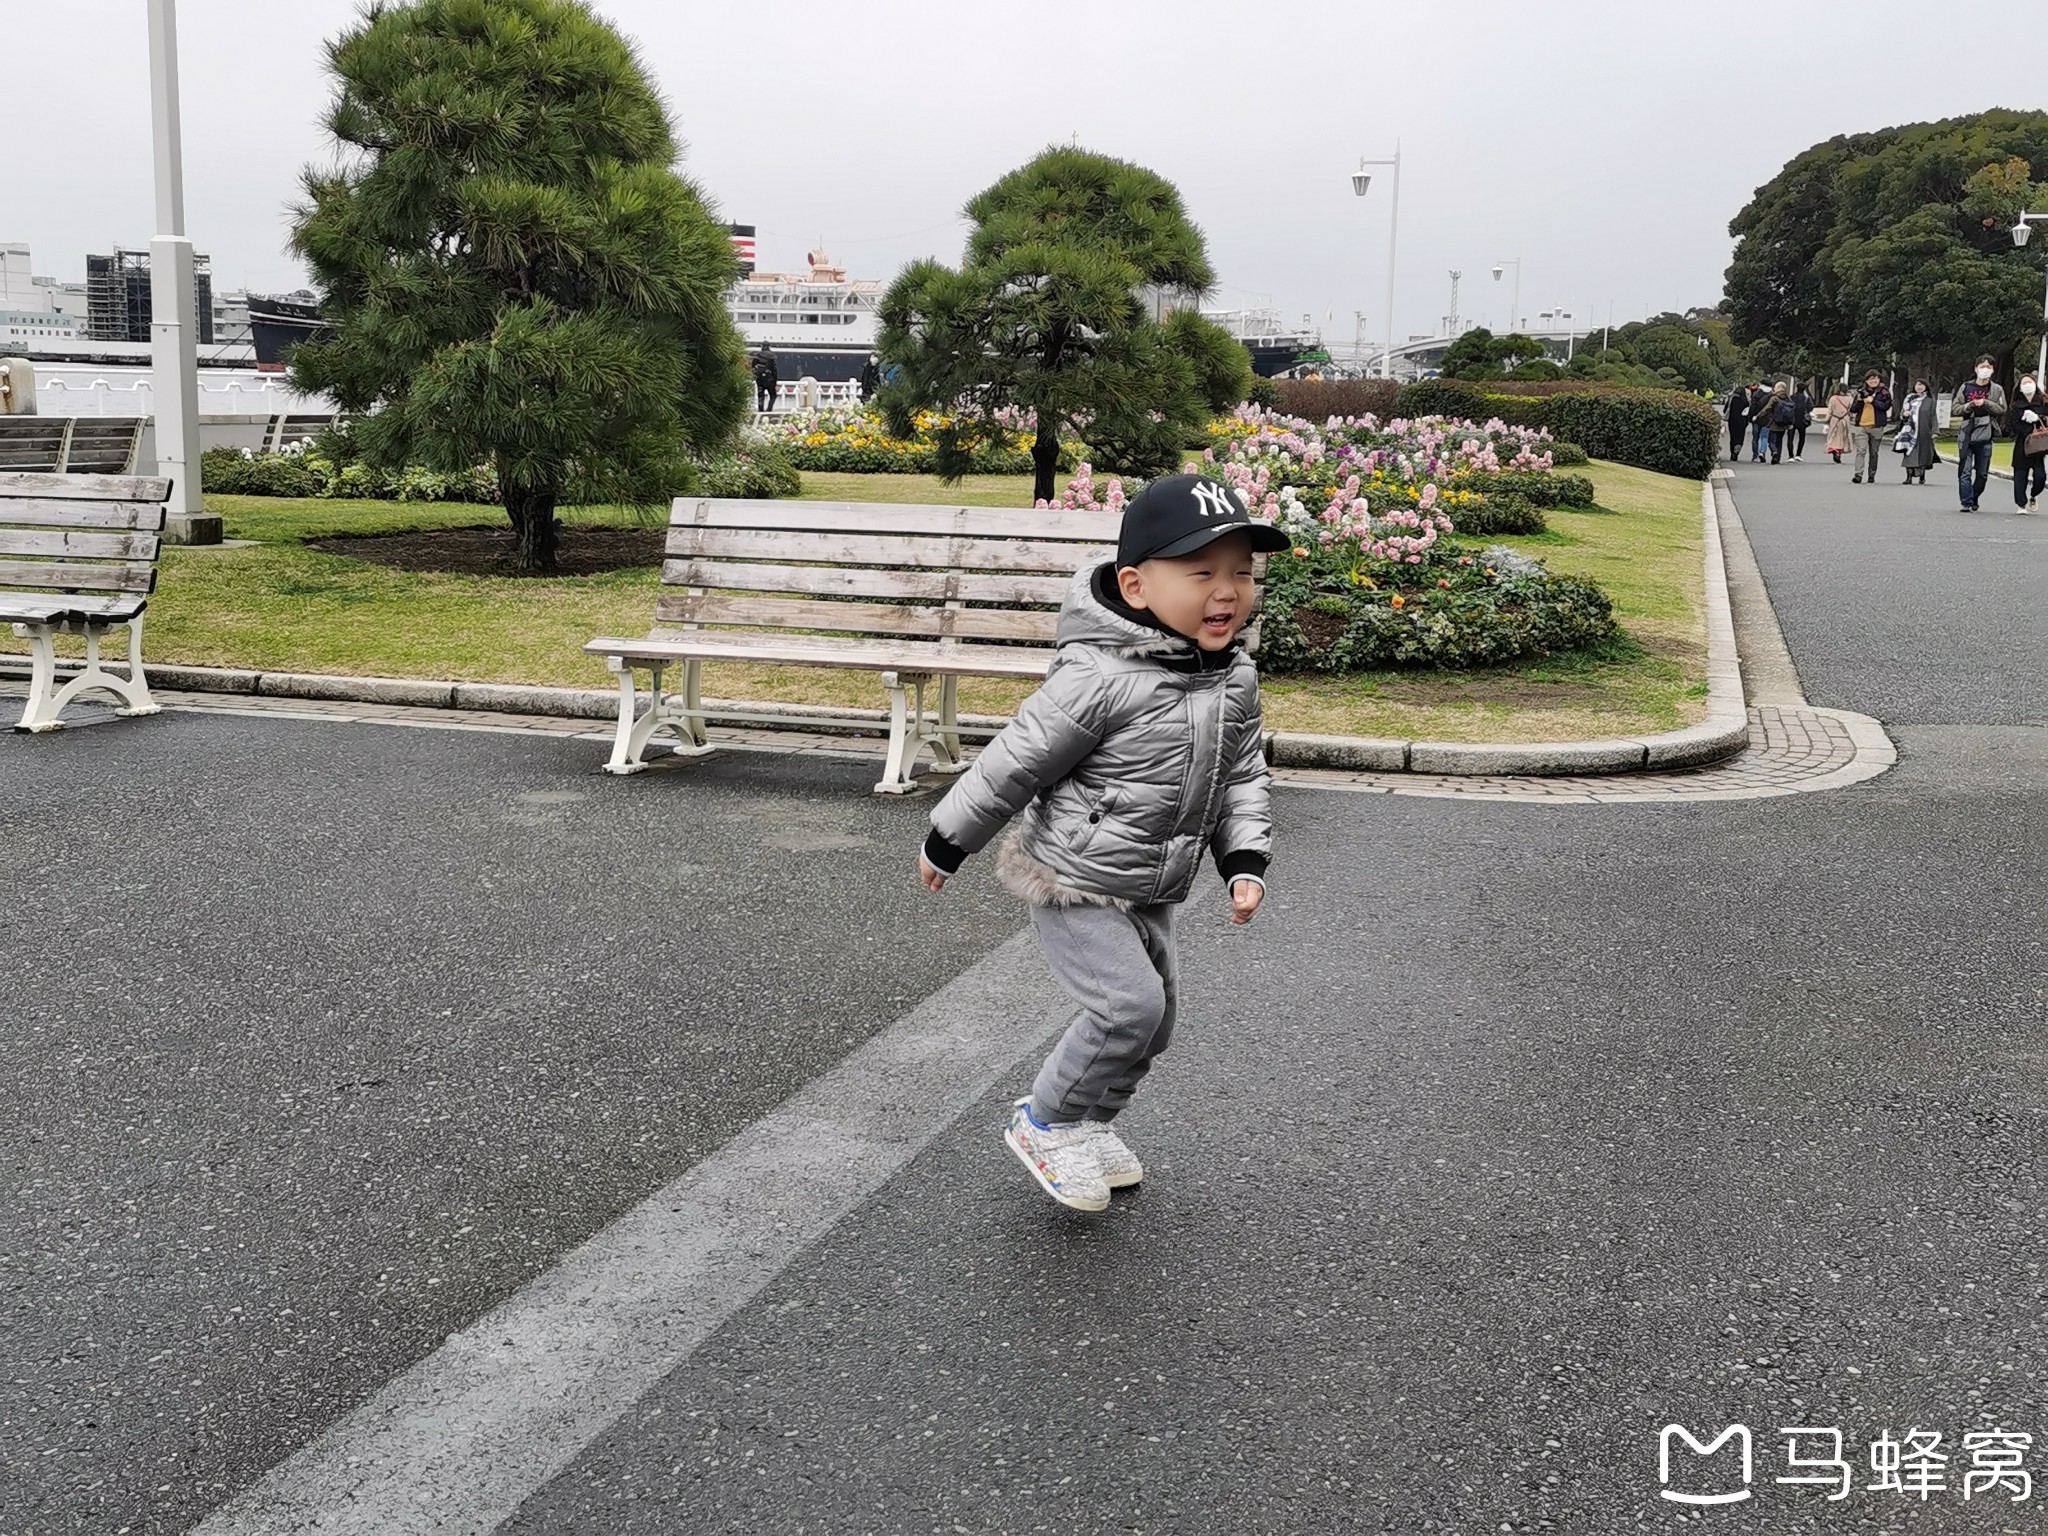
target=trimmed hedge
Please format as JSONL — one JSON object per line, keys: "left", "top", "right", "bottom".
{"left": 1446, "top": 493, "right": 1546, "bottom": 536}
{"left": 1390, "top": 380, "right": 1719, "bottom": 479}
{"left": 1274, "top": 377, "right": 1400, "bottom": 420}
{"left": 200, "top": 446, "right": 323, "bottom": 497}
{"left": 1458, "top": 469, "right": 1596, "bottom": 508}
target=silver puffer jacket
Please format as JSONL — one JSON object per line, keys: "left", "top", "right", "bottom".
{"left": 927, "top": 562, "right": 1272, "bottom": 909}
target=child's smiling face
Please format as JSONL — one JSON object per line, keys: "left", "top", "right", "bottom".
{"left": 1115, "top": 530, "right": 1257, "bottom": 651}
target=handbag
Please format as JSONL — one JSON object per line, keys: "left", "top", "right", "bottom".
{"left": 2025, "top": 427, "right": 2048, "bottom": 457}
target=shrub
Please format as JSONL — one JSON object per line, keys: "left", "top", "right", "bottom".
{"left": 1445, "top": 492, "right": 1547, "bottom": 536}
{"left": 1275, "top": 377, "right": 1399, "bottom": 420}
{"left": 1541, "top": 391, "right": 1719, "bottom": 479}
{"left": 1258, "top": 542, "right": 1615, "bottom": 672}
{"left": 1242, "top": 375, "right": 1285, "bottom": 411}
{"left": 1391, "top": 381, "right": 1720, "bottom": 479}
{"left": 200, "top": 446, "right": 323, "bottom": 497}
{"left": 1392, "top": 378, "right": 1490, "bottom": 419}
{"left": 1459, "top": 469, "right": 1596, "bottom": 508}
{"left": 694, "top": 440, "right": 800, "bottom": 499}
{"left": 1545, "top": 440, "right": 1590, "bottom": 466}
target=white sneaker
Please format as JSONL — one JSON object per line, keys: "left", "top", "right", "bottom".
{"left": 1003, "top": 1101, "right": 1109, "bottom": 1211}
{"left": 1083, "top": 1121, "right": 1144, "bottom": 1188}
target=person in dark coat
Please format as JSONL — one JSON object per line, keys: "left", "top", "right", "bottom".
{"left": 1898, "top": 379, "right": 1938, "bottom": 485}
{"left": 1764, "top": 382, "right": 1796, "bottom": 464}
{"left": 1748, "top": 381, "right": 1773, "bottom": 462}
{"left": 1952, "top": 356, "right": 2006, "bottom": 512}
{"left": 2010, "top": 371, "right": 2046, "bottom": 510}
{"left": 1786, "top": 383, "right": 1812, "bottom": 461}
{"left": 858, "top": 352, "right": 882, "bottom": 402}
{"left": 752, "top": 346, "right": 779, "bottom": 413}
{"left": 1724, "top": 386, "right": 1750, "bottom": 462}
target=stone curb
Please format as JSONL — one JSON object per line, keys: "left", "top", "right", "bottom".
{"left": 3, "top": 480, "right": 1749, "bottom": 777}
{"left": 1263, "top": 473, "right": 1750, "bottom": 775}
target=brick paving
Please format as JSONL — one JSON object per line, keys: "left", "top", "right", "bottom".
{"left": 3, "top": 682, "right": 1895, "bottom": 802}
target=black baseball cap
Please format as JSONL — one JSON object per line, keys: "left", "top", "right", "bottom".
{"left": 1116, "top": 473, "right": 1291, "bottom": 568}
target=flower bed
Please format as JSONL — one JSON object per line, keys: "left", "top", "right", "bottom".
{"left": 765, "top": 406, "right": 1080, "bottom": 476}
{"left": 1039, "top": 408, "right": 1619, "bottom": 672}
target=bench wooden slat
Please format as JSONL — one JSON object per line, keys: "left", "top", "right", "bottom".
{"left": 653, "top": 591, "right": 1058, "bottom": 642}
{"left": 0, "top": 498, "right": 170, "bottom": 532}
{"left": 587, "top": 629, "right": 1056, "bottom": 677}
{"left": 660, "top": 558, "right": 1073, "bottom": 607}
{"left": 663, "top": 524, "right": 1112, "bottom": 572}
{"left": 0, "top": 559, "right": 159, "bottom": 594}
{"left": 668, "top": 498, "right": 1116, "bottom": 542}
{"left": 0, "top": 591, "right": 147, "bottom": 623}
{"left": 0, "top": 472, "right": 172, "bottom": 502}
{"left": 0, "top": 528, "right": 162, "bottom": 560}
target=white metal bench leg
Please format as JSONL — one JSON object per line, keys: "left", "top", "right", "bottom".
{"left": 602, "top": 657, "right": 668, "bottom": 775}
{"left": 925, "top": 673, "right": 969, "bottom": 775}
{"left": 876, "top": 669, "right": 933, "bottom": 794}
{"left": 10, "top": 619, "right": 159, "bottom": 733}
{"left": 661, "top": 657, "right": 713, "bottom": 757}
{"left": 12, "top": 623, "right": 62, "bottom": 732}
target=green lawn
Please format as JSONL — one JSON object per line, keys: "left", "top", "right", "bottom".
{"left": 6, "top": 462, "right": 1709, "bottom": 743}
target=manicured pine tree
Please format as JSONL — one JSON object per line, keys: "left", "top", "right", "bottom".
{"left": 878, "top": 147, "right": 1252, "bottom": 505}
{"left": 289, "top": 0, "right": 749, "bottom": 571}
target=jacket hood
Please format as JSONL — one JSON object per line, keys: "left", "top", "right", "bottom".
{"left": 1053, "top": 560, "right": 1196, "bottom": 659}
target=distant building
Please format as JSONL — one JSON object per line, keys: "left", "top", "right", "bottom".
{"left": 0, "top": 308, "right": 80, "bottom": 344}
{"left": 85, "top": 246, "right": 214, "bottom": 344}
{"left": 0, "top": 243, "right": 43, "bottom": 310}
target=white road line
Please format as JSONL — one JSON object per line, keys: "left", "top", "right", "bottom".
{"left": 188, "top": 930, "right": 1072, "bottom": 1536}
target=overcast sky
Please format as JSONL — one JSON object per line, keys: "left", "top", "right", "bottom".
{"left": 0, "top": 0, "right": 2016, "bottom": 345}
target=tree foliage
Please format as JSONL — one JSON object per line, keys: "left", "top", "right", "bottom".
{"left": 1724, "top": 111, "right": 2048, "bottom": 388}
{"left": 288, "top": 0, "right": 749, "bottom": 569}
{"left": 1439, "top": 327, "right": 1557, "bottom": 380}
{"left": 876, "top": 147, "right": 1252, "bottom": 502}
{"left": 1567, "top": 311, "right": 1734, "bottom": 393}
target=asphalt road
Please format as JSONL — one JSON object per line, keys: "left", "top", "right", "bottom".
{"left": 3, "top": 460, "right": 2044, "bottom": 1534}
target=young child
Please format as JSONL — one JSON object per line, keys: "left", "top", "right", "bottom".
{"left": 916, "top": 473, "right": 1285, "bottom": 1212}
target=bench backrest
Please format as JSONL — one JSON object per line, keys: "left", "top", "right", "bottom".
{"left": 0, "top": 471, "right": 173, "bottom": 599}
{"left": 0, "top": 417, "right": 148, "bottom": 475}
{"left": 658, "top": 498, "right": 1118, "bottom": 645}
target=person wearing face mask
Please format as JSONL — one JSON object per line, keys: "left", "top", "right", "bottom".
{"left": 2011, "top": 371, "right": 2046, "bottom": 511}
{"left": 1953, "top": 356, "right": 2006, "bottom": 513}
{"left": 1898, "top": 379, "right": 1939, "bottom": 485}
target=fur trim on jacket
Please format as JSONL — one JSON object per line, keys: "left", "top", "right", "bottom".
{"left": 996, "top": 829, "right": 1141, "bottom": 911}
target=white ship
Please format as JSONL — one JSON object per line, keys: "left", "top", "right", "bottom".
{"left": 726, "top": 226, "right": 878, "bottom": 404}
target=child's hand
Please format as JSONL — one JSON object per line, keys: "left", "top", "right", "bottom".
{"left": 918, "top": 853, "right": 947, "bottom": 892}
{"left": 1229, "top": 879, "right": 1263, "bottom": 925}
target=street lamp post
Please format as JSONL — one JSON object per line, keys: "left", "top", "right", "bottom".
{"left": 146, "top": 0, "right": 214, "bottom": 543}
{"left": 1491, "top": 258, "right": 1522, "bottom": 335}
{"left": 2012, "top": 213, "right": 2048, "bottom": 384}
{"left": 1351, "top": 145, "right": 1401, "bottom": 380}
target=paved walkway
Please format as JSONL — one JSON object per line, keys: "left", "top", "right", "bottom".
{"left": 2, "top": 459, "right": 2041, "bottom": 1535}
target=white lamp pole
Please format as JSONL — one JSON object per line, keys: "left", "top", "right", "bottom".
{"left": 2013, "top": 213, "right": 2048, "bottom": 384}
{"left": 1491, "top": 258, "right": 1522, "bottom": 334}
{"left": 147, "top": 0, "right": 212, "bottom": 542}
{"left": 1350, "top": 145, "right": 1401, "bottom": 380}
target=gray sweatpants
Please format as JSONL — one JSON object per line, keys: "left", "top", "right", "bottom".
{"left": 1029, "top": 901, "right": 1178, "bottom": 1126}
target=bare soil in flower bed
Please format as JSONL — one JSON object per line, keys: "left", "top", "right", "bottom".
{"left": 308, "top": 524, "right": 666, "bottom": 577}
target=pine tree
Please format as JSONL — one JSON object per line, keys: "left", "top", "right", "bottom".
{"left": 878, "top": 147, "right": 1252, "bottom": 504}
{"left": 288, "top": 0, "right": 749, "bottom": 571}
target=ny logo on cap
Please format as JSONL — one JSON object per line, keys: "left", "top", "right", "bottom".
{"left": 1190, "top": 482, "right": 1240, "bottom": 520}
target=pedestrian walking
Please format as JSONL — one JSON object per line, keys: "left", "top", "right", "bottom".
{"left": 1725, "top": 385, "right": 1751, "bottom": 463}
{"left": 1824, "top": 384, "right": 1853, "bottom": 462}
{"left": 858, "top": 351, "right": 882, "bottom": 402}
{"left": 1749, "top": 381, "right": 1773, "bottom": 463}
{"left": 1898, "top": 379, "right": 1938, "bottom": 485}
{"left": 751, "top": 345, "right": 779, "bottom": 413}
{"left": 1953, "top": 356, "right": 2005, "bottom": 512}
{"left": 1848, "top": 370, "right": 1892, "bottom": 485}
{"left": 2010, "top": 371, "right": 2046, "bottom": 511}
{"left": 1766, "top": 382, "right": 1796, "bottom": 464}
{"left": 1787, "top": 382, "right": 1812, "bottom": 461}
{"left": 917, "top": 474, "right": 1285, "bottom": 1212}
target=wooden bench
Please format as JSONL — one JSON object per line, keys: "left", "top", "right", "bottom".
{"left": 2, "top": 470, "right": 172, "bottom": 732}
{"left": 585, "top": 498, "right": 1117, "bottom": 792}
